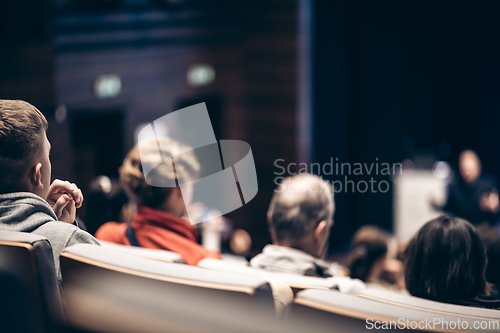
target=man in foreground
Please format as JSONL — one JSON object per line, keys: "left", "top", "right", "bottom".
{"left": 0, "top": 99, "right": 99, "bottom": 280}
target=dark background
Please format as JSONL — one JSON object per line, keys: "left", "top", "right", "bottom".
{"left": 1, "top": 0, "right": 500, "bottom": 255}
{"left": 314, "top": 0, "right": 500, "bottom": 252}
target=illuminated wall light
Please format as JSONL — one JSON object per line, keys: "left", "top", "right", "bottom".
{"left": 94, "top": 74, "right": 122, "bottom": 99}
{"left": 55, "top": 104, "right": 67, "bottom": 124}
{"left": 432, "top": 161, "right": 452, "bottom": 180}
{"left": 187, "top": 64, "right": 215, "bottom": 88}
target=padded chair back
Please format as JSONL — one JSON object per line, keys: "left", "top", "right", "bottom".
{"left": 360, "top": 289, "right": 500, "bottom": 321}
{"left": 0, "top": 268, "right": 44, "bottom": 333}
{"left": 198, "top": 257, "right": 364, "bottom": 295}
{"left": 0, "top": 230, "right": 65, "bottom": 333}
{"left": 60, "top": 244, "right": 276, "bottom": 333}
{"left": 100, "top": 240, "right": 184, "bottom": 263}
{"left": 198, "top": 258, "right": 294, "bottom": 315}
{"left": 289, "top": 289, "right": 499, "bottom": 333}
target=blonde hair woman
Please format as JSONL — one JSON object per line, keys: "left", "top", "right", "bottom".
{"left": 96, "top": 137, "right": 221, "bottom": 265}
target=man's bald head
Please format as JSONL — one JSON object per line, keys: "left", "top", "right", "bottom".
{"left": 268, "top": 174, "right": 334, "bottom": 243}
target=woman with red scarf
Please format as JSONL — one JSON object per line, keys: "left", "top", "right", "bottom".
{"left": 95, "top": 138, "right": 221, "bottom": 265}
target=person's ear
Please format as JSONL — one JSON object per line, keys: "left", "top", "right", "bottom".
{"left": 268, "top": 226, "right": 278, "bottom": 243}
{"left": 266, "top": 210, "right": 278, "bottom": 243}
{"left": 172, "top": 188, "right": 186, "bottom": 208}
{"left": 266, "top": 210, "right": 272, "bottom": 223}
{"left": 31, "top": 163, "right": 44, "bottom": 190}
{"left": 314, "top": 220, "right": 328, "bottom": 243}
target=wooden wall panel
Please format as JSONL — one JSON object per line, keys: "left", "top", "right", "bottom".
{"left": 1, "top": 0, "right": 299, "bottom": 253}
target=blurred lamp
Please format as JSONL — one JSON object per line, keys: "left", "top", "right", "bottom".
{"left": 97, "top": 175, "right": 112, "bottom": 193}
{"left": 187, "top": 64, "right": 215, "bottom": 88}
{"left": 94, "top": 74, "right": 122, "bottom": 99}
{"left": 432, "top": 161, "right": 451, "bottom": 180}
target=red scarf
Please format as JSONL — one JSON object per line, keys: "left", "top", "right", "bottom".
{"left": 96, "top": 206, "right": 221, "bottom": 265}
{"left": 133, "top": 206, "right": 200, "bottom": 243}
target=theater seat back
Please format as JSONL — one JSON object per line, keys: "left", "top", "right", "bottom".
{"left": 0, "top": 230, "right": 65, "bottom": 333}
{"left": 99, "top": 240, "right": 184, "bottom": 263}
{"left": 360, "top": 289, "right": 500, "bottom": 321}
{"left": 60, "top": 244, "right": 276, "bottom": 333}
{"left": 289, "top": 289, "right": 499, "bottom": 333}
{"left": 198, "top": 257, "right": 364, "bottom": 295}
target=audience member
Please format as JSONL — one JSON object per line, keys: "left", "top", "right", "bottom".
{"left": 95, "top": 137, "right": 221, "bottom": 265}
{"left": 0, "top": 100, "right": 99, "bottom": 280}
{"left": 84, "top": 175, "right": 130, "bottom": 235}
{"left": 404, "top": 214, "right": 500, "bottom": 309}
{"left": 250, "top": 174, "right": 345, "bottom": 277}
{"left": 345, "top": 225, "right": 404, "bottom": 290}
{"left": 440, "top": 149, "right": 499, "bottom": 226}
{"left": 476, "top": 224, "right": 500, "bottom": 287}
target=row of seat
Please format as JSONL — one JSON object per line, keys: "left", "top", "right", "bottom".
{"left": 1, "top": 230, "right": 499, "bottom": 333}
{"left": 0, "top": 231, "right": 65, "bottom": 333}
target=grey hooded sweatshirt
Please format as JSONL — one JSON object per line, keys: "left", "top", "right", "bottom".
{"left": 250, "top": 244, "right": 345, "bottom": 277}
{"left": 0, "top": 192, "right": 100, "bottom": 280}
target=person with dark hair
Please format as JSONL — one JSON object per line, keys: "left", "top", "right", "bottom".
{"left": 476, "top": 224, "right": 500, "bottom": 287}
{"left": 0, "top": 99, "right": 99, "bottom": 281}
{"left": 404, "top": 214, "right": 500, "bottom": 309}
{"left": 95, "top": 137, "right": 221, "bottom": 265}
{"left": 439, "top": 149, "right": 499, "bottom": 226}
{"left": 345, "top": 225, "right": 404, "bottom": 290}
{"left": 250, "top": 174, "right": 346, "bottom": 278}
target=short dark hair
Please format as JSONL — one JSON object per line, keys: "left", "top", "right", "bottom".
{"left": 346, "top": 225, "right": 391, "bottom": 282}
{"left": 268, "top": 174, "right": 334, "bottom": 242}
{"left": 0, "top": 100, "right": 48, "bottom": 194}
{"left": 476, "top": 224, "right": 500, "bottom": 286}
{"left": 404, "top": 215, "right": 489, "bottom": 303}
